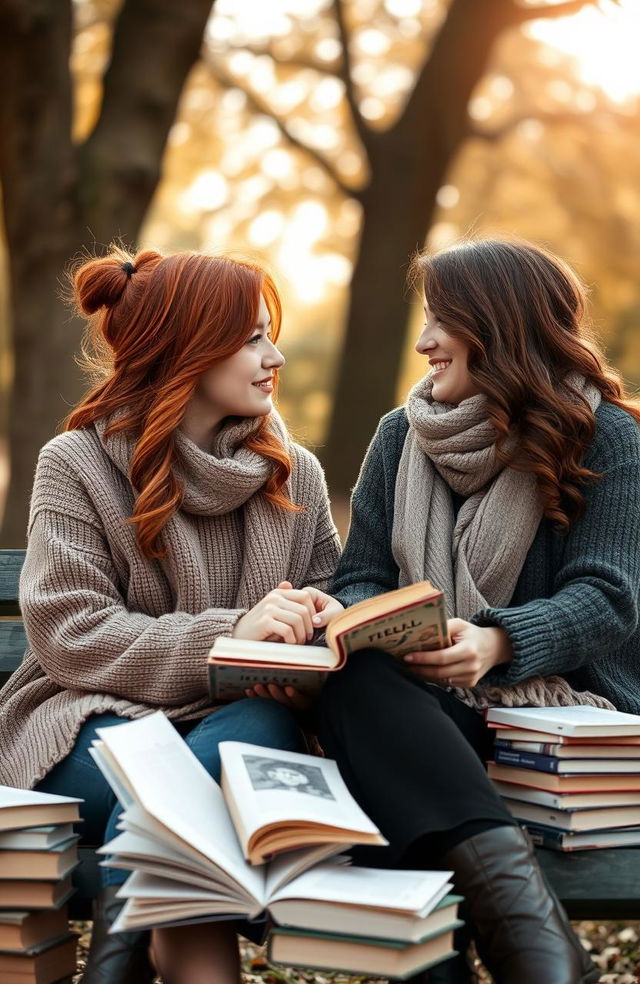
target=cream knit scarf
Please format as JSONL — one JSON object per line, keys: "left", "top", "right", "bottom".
{"left": 392, "top": 372, "right": 614, "bottom": 711}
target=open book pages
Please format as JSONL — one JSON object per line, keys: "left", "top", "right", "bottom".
{"left": 89, "top": 712, "right": 386, "bottom": 930}
{"left": 486, "top": 705, "right": 640, "bottom": 738}
{"left": 326, "top": 581, "right": 450, "bottom": 664}
{"left": 0, "top": 786, "right": 81, "bottom": 833}
{"left": 267, "top": 866, "right": 456, "bottom": 941}
{"left": 219, "top": 740, "right": 386, "bottom": 864}
{"left": 110, "top": 863, "right": 455, "bottom": 939}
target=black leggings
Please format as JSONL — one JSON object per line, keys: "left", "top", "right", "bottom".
{"left": 319, "top": 648, "right": 515, "bottom": 867}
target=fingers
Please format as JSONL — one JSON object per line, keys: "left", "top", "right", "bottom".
{"left": 270, "top": 588, "right": 317, "bottom": 638}
{"left": 244, "top": 683, "right": 312, "bottom": 711}
{"left": 403, "top": 641, "right": 469, "bottom": 666}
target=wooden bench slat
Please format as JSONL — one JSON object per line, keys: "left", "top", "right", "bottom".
{"left": 0, "top": 549, "right": 25, "bottom": 601}
{"left": 538, "top": 846, "right": 640, "bottom": 918}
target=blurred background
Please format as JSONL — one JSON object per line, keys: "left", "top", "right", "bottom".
{"left": 1, "top": 0, "right": 639, "bottom": 543}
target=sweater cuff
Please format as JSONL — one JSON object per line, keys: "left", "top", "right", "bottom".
{"left": 471, "top": 604, "right": 557, "bottom": 683}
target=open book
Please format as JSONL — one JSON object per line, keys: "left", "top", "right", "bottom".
{"left": 208, "top": 581, "right": 449, "bottom": 701}
{"left": 89, "top": 711, "right": 390, "bottom": 930}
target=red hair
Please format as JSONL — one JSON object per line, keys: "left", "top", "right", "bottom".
{"left": 409, "top": 237, "right": 640, "bottom": 531}
{"left": 67, "top": 247, "right": 297, "bottom": 559}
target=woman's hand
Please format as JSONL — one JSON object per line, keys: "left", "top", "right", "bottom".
{"left": 300, "top": 586, "right": 344, "bottom": 628}
{"left": 402, "top": 618, "right": 513, "bottom": 688}
{"left": 244, "top": 682, "right": 313, "bottom": 712}
{"left": 233, "top": 582, "right": 318, "bottom": 644}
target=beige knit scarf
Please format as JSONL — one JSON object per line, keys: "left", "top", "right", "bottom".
{"left": 392, "top": 372, "right": 614, "bottom": 711}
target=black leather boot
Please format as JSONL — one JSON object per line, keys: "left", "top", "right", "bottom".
{"left": 81, "top": 885, "right": 155, "bottom": 984}
{"left": 442, "top": 825, "right": 599, "bottom": 984}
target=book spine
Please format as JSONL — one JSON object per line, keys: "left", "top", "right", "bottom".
{"left": 523, "top": 824, "right": 568, "bottom": 851}
{"left": 494, "top": 740, "right": 561, "bottom": 756}
{"left": 494, "top": 750, "right": 560, "bottom": 773}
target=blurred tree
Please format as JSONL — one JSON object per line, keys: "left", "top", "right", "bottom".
{"left": 0, "top": 0, "right": 214, "bottom": 543}
{"left": 209, "top": 0, "right": 612, "bottom": 497}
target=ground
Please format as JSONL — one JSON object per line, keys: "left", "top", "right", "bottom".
{"left": 70, "top": 921, "right": 640, "bottom": 983}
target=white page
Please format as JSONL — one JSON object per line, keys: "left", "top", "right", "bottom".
{"left": 93, "top": 713, "right": 266, "bottom": 905}
{"left": 220, "top": 741, "right": 385, "bottom": 849}
{"left": 89, "top": 743, "right": 136, "bottom": 807}
{"left": 264, "top": 845, "right": 350, "bottom": 898}
{"left": 270, "top": 864, "right": 453, "bottom": 917}
{"left": 118, "top": 871, "right": 248, "bottom": 907}
{"left": 0, "top": 786, "right": 81, "bottom": 807}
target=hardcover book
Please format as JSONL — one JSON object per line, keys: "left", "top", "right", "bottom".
{"left": 501, "top": 797, "right": 640, "bottom": 832}
{"left": 0, "top": 932, "right": 76, "bottom": 983}
{"left": 490, "top": 779, "right": 640, "bottom": 810}
{"left": 486, "top": 706, "right": 640, "bottom": 738}
{"left": 487, "top": 762, "right": 640, "bottom": 793}
{"left": 89, "top": 712, "right": 411, "bottom": 931}
{"left": 0, "top": 908, "right": 69, "bottom": 953}
{"left": 0, "top": 788, "right": 81, "bottom": 833}
{"left": 525, "top": 823, "right": 640, "bottom": 852}
{"left": 267, "top": 921, "right": 462, "bottom": 980}
{"left": 208, "top": 581, "right": 449, "bottom": 701}
{"left": 493, "top": 749, "right": 640, "bottom": 775}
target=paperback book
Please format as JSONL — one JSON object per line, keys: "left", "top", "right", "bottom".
{"left": 208, "top": 581, "right": 449, "bottom": 701}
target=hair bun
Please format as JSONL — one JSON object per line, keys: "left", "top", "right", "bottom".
{"left": 72, "top": 249, "right": 161, "bottom": 315}
{"left": 73, "top": 254, "right": 135, "bottom": 315}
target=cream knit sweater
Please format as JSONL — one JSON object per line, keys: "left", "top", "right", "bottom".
{"left": 0, "top": 417, "right": 340, "bottom": 789}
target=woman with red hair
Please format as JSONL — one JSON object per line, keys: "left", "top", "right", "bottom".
{"left": 0, "top": 248, "right": 342, "bottom": 984}
{"left": 318, "top": 238, "right": 640, "bottom": 984}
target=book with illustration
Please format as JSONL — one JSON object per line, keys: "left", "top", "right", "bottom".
{"left": 89, "top": 710, "right": 461, "bottom": 965}
{"left": 208, "top": 581, "right": 449, "bottom": 701}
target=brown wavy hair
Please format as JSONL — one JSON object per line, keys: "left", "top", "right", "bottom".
{"left": 409, "top": 237, "right": 640, "bottom": 531}
{"left": 67, "top": 247, "right": 297, "bottom": 558}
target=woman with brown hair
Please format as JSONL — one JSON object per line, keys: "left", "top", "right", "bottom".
{"left": 0, "top": 248, "right": 342, "bottom": 984}
{"left": 318, "top": 238, "right": 640, "bottom": 983}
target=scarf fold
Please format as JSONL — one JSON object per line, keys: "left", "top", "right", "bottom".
{"left": 94, "top": 410, "right": 299, "bottom": 615}
{"left": 392, "top": 372, "right": 613, "bottom": 711}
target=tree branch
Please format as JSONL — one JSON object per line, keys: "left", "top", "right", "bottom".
{"left": 222, "top": 42, "right": 340, "bottom": 77}
{"left": 206, "top": 59, "right": 363, "bottom": 200}
{"left": 80, "top": 0, "right": 215, "bottom": 245}
{"left": 331, "top": 0, "right": 371, "bottom": 149}
{"left": 511, "top": 0, "right": 602, "bottom": 26}
{"left": 469, "top": 107, "right": 609, "bottom": 141}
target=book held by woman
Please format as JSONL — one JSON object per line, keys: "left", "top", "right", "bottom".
{"left": 208, "top": 581, "right": 448, "bottom": 701}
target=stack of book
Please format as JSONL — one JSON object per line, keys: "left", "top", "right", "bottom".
{"left": 89, "top": 710, "right": 463, "bottom": 979}
{"left": 0, "top": 787, "right": 82, "bottom": 983}
{"left": 485, "top": 706, "right": 640, "bottom": 851}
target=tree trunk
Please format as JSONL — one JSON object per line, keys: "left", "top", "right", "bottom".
{"left": 322, "top": 155, "right": 440, "bottom": 494}
{"left": 323, "top": 0, "right": 528, "bottom": 498}
{"left": 0, "top": 0, "right": 216, "bottom": 543}
{"left": 0, "top": 0, "right": 85, "bottom": 545}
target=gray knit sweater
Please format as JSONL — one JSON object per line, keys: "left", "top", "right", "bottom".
{"left": 0, "top": 420, "right": 341, "bottom": 789}
{"left": 333, "top": 402, "right": 640, "bottom": 714}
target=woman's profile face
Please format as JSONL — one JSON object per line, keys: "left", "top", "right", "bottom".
{"left": 192, "top": 294, "right": 285, "bottom": 423}
{"left": 415, "top": 299, "right": 480, "bottom": 406}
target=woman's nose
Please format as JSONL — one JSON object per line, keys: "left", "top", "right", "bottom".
{"left": 265, "top": 341, "right": 285, "bottom": 369}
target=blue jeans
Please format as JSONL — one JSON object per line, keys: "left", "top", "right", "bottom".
{"left": 36, "top": 700, "right": 305, "bottom": 886}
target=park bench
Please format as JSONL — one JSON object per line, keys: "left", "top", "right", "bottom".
{"left": 1, "top": 547, "right": 639, "bottom": 926}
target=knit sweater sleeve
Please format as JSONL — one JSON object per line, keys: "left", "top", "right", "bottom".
{"left": 21, "top": 453, "right": 245, "bottom": 705}
{"left": 331, "top": 410, "right": 406, "bottom": 607}
{"left": 473, "top": 406, "right": 640, "bottom": 683}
